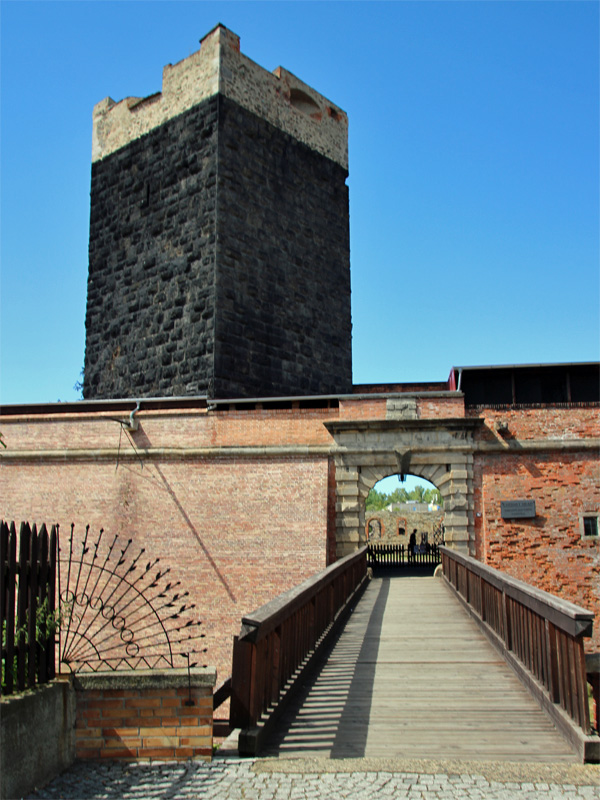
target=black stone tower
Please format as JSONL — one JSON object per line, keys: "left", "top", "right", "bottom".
{"left": 83, "top": 25, "right": 352, "bottom": 400}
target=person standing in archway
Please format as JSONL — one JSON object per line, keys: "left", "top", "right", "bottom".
{"left": 409, "top": 529, "right": 417, "bottom": 563}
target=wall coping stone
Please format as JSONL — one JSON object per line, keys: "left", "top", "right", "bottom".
{"left": 0, "top": 391, "right": 464, "bottom": 419}
{"left": 0, "top": 679, "right": 70, "bottom": 715}
{"left": 72, "top": 667, "right": 217, "bottom": 691}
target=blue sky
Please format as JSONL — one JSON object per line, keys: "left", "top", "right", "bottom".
{"left": 1, "top": 1, "right": 598, "bottom": 405}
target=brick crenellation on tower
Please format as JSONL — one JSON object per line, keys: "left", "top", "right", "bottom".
{"left": 92, "top": 25, "right": 348, "bottom": 169}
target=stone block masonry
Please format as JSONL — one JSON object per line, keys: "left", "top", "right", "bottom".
{"left": 85, "top": 97, "right": 219, "bottom": 399}
{"left": 213, "top": 96, "right": 350, "bottom": 399}
{"left": 84, "top": 25, "right": 352, "bottom": 400}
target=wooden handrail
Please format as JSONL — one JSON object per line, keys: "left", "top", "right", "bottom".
{"left": 238, "top": 548, "right": 367, "bottom": 642}
{"left": 440, "top": 546, "right": 594, "bottom": 737}
{"left": 230, "top": 547, "right": 368, "bottom": 748}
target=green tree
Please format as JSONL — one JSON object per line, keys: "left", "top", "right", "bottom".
{"left": 366, "top": 480, "right": 444, "bottom": 511}
{"left": 365, "top": 489, "right": 389, "bottom": 512}
{"left": 387, "top": 487, "right": 409, "bottom": 505}
{"left": 409, "top": 485, "right": 427, "bottom": 503}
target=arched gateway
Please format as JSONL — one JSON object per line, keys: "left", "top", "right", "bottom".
{"left": 325, "top": 418, "right": 481, "bottom": 559}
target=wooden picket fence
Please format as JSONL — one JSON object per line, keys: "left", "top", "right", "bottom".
{"left": 1, "top": 521, "right": 57, "bottom": 695}
{"left": 367, "top": 542, "right": 441, "bottom": 568}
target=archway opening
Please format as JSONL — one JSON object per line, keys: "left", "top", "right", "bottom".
{"left": 365, "top": 474, "right": 444, "bottom": 571}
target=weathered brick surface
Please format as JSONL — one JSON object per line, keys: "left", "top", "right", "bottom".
{"left": 75, "top": 686, "right": 213, "bottom": 761}
{"left": 417, "top": 396, "right": 465, "bottom": 418}
{"left": 0, "top": 406, "right": 338, "bottom": 452}
{"left": 469, "top": 406, "right": 600, "bottom": 441}
{"left": 471, "top": 407, "right": 600, "bottom": 652}
{"left": 366, "top": 508, "right": 444, "bottom": 542}
{"left": 339, "top": 398, "right": 387, "bottom": 419}
{"left": 338, "top": 394, "right": 463, "bottom": 420}
{"left": 1, "top": 398, "right": 598, "bottom": 670}
{"left": 0, "top": 447, "right": 330, "bottom": 684}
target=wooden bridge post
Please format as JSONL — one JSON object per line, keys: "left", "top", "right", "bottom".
{"left": 230, "top": 636, "right": 253, "bottom": 728}
{"left": 501, "top": 589, "right": 511, "bottom": 651}
{"left": 587, "top": 655, "right": 600, "bottom": 732}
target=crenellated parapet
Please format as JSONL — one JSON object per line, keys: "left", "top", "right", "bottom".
{"left": 92, "top": 24, "right": 348, "bottom": 168}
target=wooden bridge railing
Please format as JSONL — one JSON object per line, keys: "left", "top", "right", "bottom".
{"left": 229, "top": 546, "right": 368, "bottom": 755}
{"left": 440, "top": 546, "right": 597, "bottom": 760}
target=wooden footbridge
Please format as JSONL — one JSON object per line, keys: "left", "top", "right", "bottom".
{"left": 217, "top": 547, "right": 600, "bottom": 763}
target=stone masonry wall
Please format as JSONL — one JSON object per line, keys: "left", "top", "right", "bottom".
{"left": 84, "top": 93, "right": 351, "bottom": 400}
{"left": 84, "top": 97, "right": 219, "bottom": 399}
{"left": 214, "top": 96, "right": 351, "bottom": 398}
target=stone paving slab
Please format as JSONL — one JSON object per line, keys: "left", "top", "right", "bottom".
{"left": 26, "top": 755, "right": 600, "bottom": 800}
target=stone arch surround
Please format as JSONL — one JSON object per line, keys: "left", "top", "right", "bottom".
{"left": 325, "top": 419, "right": 483, "bottom": 559}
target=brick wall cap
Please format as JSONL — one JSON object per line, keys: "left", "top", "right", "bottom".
{"left": 0, "top": 391, "right": 463, "bottom": 418}
{"left": 72, "top": 667, "right": 216, "bottom": 691}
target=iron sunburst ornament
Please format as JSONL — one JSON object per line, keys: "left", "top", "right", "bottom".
{"left": 58, "top": 524, "right": 206, "bottom": 672}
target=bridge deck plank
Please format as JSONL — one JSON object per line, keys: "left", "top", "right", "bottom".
{"left": 262, "top": 576, "right": 577, "bottom": 761}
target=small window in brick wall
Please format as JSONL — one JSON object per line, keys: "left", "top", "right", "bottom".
{"left": 582, "top": 516, "right": 599, "bottom": 538}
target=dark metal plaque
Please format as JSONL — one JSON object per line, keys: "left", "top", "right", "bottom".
{"left": 501, "top": 500, "right": 536, "bottom": 519}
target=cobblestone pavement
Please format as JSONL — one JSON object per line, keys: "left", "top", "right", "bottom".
{"left": 27, "top": 755, "right": 600, "bottom": 800}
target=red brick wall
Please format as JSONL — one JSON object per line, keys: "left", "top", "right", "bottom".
{"left": 417, "top": 396, "right": 465, "bottom": 418}
{"left": 75, "top": 684, "right": 213, "bottom": 760}
{"left": 338, "top": 395, "right": 464, "bottom": 419}
{"left": 339, "top": 397, "right": 387, "bottom": 419}
{"left": 1, "top": 399, "right": 598, "bottom": 672}
{"left": 1, "top": 449, "right": 329, "bottom": 684}
{"left": 471, "top": 407, "right": 600, "bottom": 653}
{"left": 469, "top": 406, "right": 599, "bottom": 441}
{"left": 0, "top": 406, "right": 336, "bottom": 451}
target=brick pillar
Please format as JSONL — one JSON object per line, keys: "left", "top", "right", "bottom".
{"left": 74, "top": 668, "right": 217, "bottom": 761}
